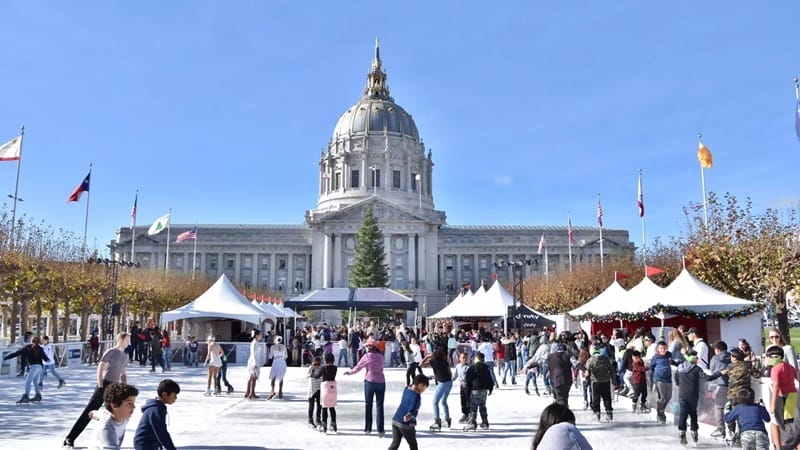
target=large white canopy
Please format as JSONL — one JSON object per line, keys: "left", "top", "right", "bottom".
{"left": 658, "top": 268, "right": 757, "bottom": 311}
{"left": 429, "top": 291, "right": 464, "bottom": 319}
{"left": 431, "top": 281, "right": 514, "bottom": 318}
{"left": 160, "top": 274, "right": 274, "bottom": 325}
{"left": 568, "top": 281, "right": 628, "bottom": 317}
{"left": 622, "top": 276, "right": 665, "bottom": 313}
{"left": 251, "top": 300, "right": 302, "bottom": 318}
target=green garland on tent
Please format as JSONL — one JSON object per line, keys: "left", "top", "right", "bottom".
{"left": 567, "top": 302, "right": 764, "bottom": 323}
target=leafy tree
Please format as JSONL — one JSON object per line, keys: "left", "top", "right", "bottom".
{"left": 349, "top": 206, "right": 389, "bottom": 288}
{"left": 681, "top": 192, "right": 800, "bottom": 342}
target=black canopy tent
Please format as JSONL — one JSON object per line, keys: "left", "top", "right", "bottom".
{"left": 514, "top": 304, "right": 556, "bottom": 330}
{"left": 284, "top": 287, "right": 418, "bottom": 311}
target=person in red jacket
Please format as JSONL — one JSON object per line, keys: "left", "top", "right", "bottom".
{"left": 630, "top": 350, "right": 649, "bottom": 413}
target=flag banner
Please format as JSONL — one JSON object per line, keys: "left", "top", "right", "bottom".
{"left": 614, "top": 271, "right": 630, "bottom": 282}
{"left": 597, "top": 200, "right": 604, "bottom": 228}
{"left": 0, "top": 135, "right": 21, "bottom": 161}
{"left": 67, "top": 172, "right": 91, "bottom": 203}
{"left": 637, "top": 173, "right": 644, "bottom": 218}
{"left": 645, "top": 265, "right": 665, "bottom": 277}
{"left": 567, "top": 216, "right": 575, "bottom": 246}
{"left": 683, "top": 256, "right": 694, "bottom": 268}
{"left": 537, "top": 234, "right": 545, "bottom": 254}
{"left": 130, "top": 194, "right": 138, "bottom": 230}
{"left": 795, "top": 99, "right": 800, "bottom": 143}
{"left": 697, "top": 141, "right": 713, "bottom": 168}
{"left": 176, "top": 226, "right": 197, "bottom": 243}
{"left": 147, "top": 213, "right": 170, "bottom": 236}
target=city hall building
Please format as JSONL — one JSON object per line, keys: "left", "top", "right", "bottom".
{"left": 111, "top": 41, "right": 634, "bottom": 316}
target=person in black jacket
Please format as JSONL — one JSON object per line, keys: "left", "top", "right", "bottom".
{"left": 463, "top": 351, "right": 493, "bottom": 431}
{"left": 548, "top": 343, "right": 574, "bottom": 408}
{"left": 3, "top": 336, "right": 49, "bottom": 403}
{"left": 674, "top": 350, "right": 724, "bottom": 446}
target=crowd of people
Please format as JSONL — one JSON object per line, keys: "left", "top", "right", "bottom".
{"left": 6, "top": 318, "right": 800, "bottom": 449}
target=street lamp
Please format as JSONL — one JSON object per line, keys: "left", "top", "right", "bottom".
{"left": 87, "top": 257, "right": 141, "bottom": 339}
{"left": 493, "top": 258, "right": 532, "bottom": 332}
{"left": 415, "top": 174, "right": 422, "bottom": 212}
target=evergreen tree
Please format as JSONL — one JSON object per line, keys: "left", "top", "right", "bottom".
{"left": 349, "top": 206, "right": 389, "bottom": 287}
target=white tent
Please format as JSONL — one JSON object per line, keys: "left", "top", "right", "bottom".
{"left": 161, "top": 274, "right": 274, "bottom": 326}
{"left": 568, "top": 281, "right": 629, "bottom": 318}
{"left": 622, "top": 276, "right": 666, "bottom": 314}
{"left": 429, "top": 291, "right": 464, "bottom": 319}
{"left": 435, "top": 281, "right": 512, "bottom": 318}
{"left": 658, "top": 269, "right": 758, "bottom": 311}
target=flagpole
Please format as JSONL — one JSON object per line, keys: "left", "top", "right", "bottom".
{"left": 130, "top": 190, "right": 138, "bottom": 262}
{"left": 598, "top": 193, "right": 604, "bottom": 270}
{"left": 795, "top": 77, "right": 799, "bottom": 101}
{"left": 699, "top": 133, "right": 709, "bottom": 230}
{"left": 567, "top": 212, "right": 573, "bottom": 273}
{"left": 639, "top": 170, "right": 647, "bottom": 272}
{"left": 9, "top": 126, "right": 24, "bottom": 250}
{"left": 192, "top": 224, "right": 198, "bottom": 281}
{"left": 544, "top": 238, "right": 549, "bottom": 283}
{"left": 81, "top": 163, "right": 92, "bottom": 258}
{"left": 164, "top": 208, "right": 171, "bottom": 272}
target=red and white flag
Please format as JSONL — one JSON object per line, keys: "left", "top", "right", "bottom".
{"left": 597, "top": 199, "right": 604, "bottom": 228}
{"left": 67, "top": 172, "right": 91, "bottom": 203}
{"left": 567, "top": 214, "right": 575, "bottom": 246}
{"left": 614, "top": 271, "right": 630, "bottom": 282}
{"left": 0, "top": 135, "right": 22, "bottom": 161}
{"left": 637, "top": 172, "right": 644, "bottom": 218}
{"left": 537, "top": 234, "right": 545, "bottom": 254}
{"left": 175, "top": 226, "right": 197, "bottom": 243}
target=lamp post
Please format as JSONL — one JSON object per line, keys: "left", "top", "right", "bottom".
{"left": 494, "top": 258, "right": 532, "bottom": 332}
{"left": 88, "top": 257, "right": 140, "bottom": 339}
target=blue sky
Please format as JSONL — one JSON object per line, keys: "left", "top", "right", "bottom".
{"left": 1, "top": 2, "right": 799, "bottom": 257}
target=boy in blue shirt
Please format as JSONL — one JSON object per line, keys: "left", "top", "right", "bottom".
{"left": 724, "top": 386, "right": 769, "bottom": 450}
{"left": 133, "top": 379, "right": 180, "bottom": 450}
{"left": 388, "top": 374, "right": 430, "bottom": 450}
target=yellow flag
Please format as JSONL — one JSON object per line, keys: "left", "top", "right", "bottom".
{"left": 697, "top": 141, "right": 713, "bottom": 168}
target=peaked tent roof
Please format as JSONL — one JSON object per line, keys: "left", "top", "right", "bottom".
{"left": 160, "top": 274, "right": 274, "bottom": 325}
{"left": 439, "top": 280, "right": 513, "bottom": 318}
{"left": 429, "top": 291, "right": 464, "bottom": 319}
{"left": 568, "top": 281, "right": 629, "bottom": 317}
{"left": 621, "top": 276, "right": 665, "bottom": 313}
{"left": 284, "top": 287, "right": 417, "bottom": 311}
{"left": 658, "top": 269, "right": 758, "bottom": 311}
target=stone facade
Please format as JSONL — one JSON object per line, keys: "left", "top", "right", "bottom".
{"left": 110, "top": 40, "right": 634, "bottom": 316}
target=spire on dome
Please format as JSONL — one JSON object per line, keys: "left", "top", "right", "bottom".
{"left": 364, "top": 37, "right": 391, "bottom": 100}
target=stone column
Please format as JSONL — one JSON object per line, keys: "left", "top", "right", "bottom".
{"left": 384, "top": 234, "right": 392, "bottom": 281}
{"left": 418, "top": 234, "right": 426, "bottom": 290}
{"left": 333, "top": 234, "right": 342, "bottom": 287}
{"left": 287, "top": 251, "right": 294, "bottom": 292}
{"left": 270, "top": 253, "right": 277, "bottom": 290}
{"left": 322, "top": 233, "right": 331, "bottom": 288}
{"left": 311, "top": 231, "right": 324, "bottom": 290}
{"left": 408, "top": 233, "right": 416, "bottom": 289}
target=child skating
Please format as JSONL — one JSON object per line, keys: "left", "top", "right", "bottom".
{"left": 387, "top": 374, "right": 429, "bottom": 450}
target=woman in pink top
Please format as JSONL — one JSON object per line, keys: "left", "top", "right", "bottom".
{"left": 345, "top": 337, "right": 386, "bottom": 437}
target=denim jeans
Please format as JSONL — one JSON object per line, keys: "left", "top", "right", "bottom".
{"left": 25, "top": 364, "right": 43, "bottom": 397}
{"left": 485, "top": 361, "right": 498, "bottom": 386}
{"left": 38, "top": 364, "right": 65, "bottom": 385}
{"left": 540, "top": 361, "right": 551, "bottom": 390}
{"left": 189, "top": 351, "right": 198, "bottom": 367}
{"left": 163, "top": 347, "right": 172, "bottom": 370}
{"left": 432, "top": 380, "right": 452, "bottom": 420}
{"left": 502, "top": 360, "right": 517, "bottom": 384}
{"left": 364, "top": 381, "right": 385, "bottom": 434}
{"left": 350, "top": 348, "right": 359, "bottom": 368}
{"left": 338, "top": 348, "right": 348, "bottom": 367}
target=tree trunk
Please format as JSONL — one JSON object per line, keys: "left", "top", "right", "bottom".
{"left": 10, "top": 298, "right": 18, "bottom": 343}
{"left": 50, "top": 301, "right": 59, "bottom": 343}
{"left": 63, "top": 297, "right": 70, "bottom": 342}
{"left": 35, "top": 297, "right": 42, "bottom": 337}
{"left": 20, "top": 296, "right": 29, "bottom": 335}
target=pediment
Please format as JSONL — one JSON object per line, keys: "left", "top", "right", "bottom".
{"left": 318, "top": 197, "right": 424, "bottom": 224}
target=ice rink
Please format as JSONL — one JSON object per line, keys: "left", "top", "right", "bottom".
{"left": 0, "top": 362, "right": 732, "bottom": 449}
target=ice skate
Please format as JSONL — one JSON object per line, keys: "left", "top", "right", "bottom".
{"left": 445, "top": 417, "right": 452, "bottom": 428}
{"left": 632, "top": 403, "right": 637, "bottom": 413}
{"left": 16, "top": 394, "right": 29, "bottom": 404}
{"left": 594, "top": 412, "right": 601, "bottom": 421}
{"left": 583, "top": 400, "right": 588, "bottom": 410}
{"left": 458, "top": 414, "right": 469, "bottom": 424}
{"left": 318, "top": 422, "right": 326, "bottom": 433}
{"left": 679, "top": 432, "right": 688, "bottom": 446}
{"left": 463, "top": 422, "right": 477, "bottom": 432}
{"left": 479, "top": 421, "right": 489, "bottom": 430}
{"left": 605, "top": 411, "right": 613, "bottom": 422}
{"left": 710, "top": 427, "right": 725, "bottom": 440}
{"left": 525, "top": 386, "right": 530, "bottom": 395}
{"left": 690, "top": 431, "right": 698, "bottom": 443}
{"left": 58, "top": 380, "right": 66, "bottom": 388}
{"left": 31, "top": 394, "right": 41, "bottom": 403}
{"left": 308, "top": 421, "right": 317, "bottom": 429}
{"left": 330, "top": 421, "right": 338, "bottom": 434}
{"left": 429, "top": 418, "right": 442, "bottom": 432}
{"left": 204, "top": 389, "right": 212, "bottom": 396}
{"left": 226, "top": 385, "right": 234, "bottom": 394}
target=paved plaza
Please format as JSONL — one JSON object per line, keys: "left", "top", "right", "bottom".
{"left": 0, "top": 362, "right": 732, "bottom": 449}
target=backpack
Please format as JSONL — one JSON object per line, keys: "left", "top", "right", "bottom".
{"left": 589, "top": 355, "right": 614, "bottom": 382}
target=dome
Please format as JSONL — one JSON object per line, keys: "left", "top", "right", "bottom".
{"left": 332, "top": 98, "right": 419, "bottom": 140}
{"left": 331, "top": 38, "right": 420, "bottom": 142}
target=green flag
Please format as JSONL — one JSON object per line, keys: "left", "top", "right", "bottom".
{"left": 147, "top": 213, "right": 170, "bottom": 236}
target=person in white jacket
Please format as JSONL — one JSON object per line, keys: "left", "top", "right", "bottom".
{"left": 38, "top": 335, "right": 66, "bottom": 388}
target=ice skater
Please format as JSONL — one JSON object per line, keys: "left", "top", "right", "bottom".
{"left": 2, "top": 335, "right": 49, "bottom": 404}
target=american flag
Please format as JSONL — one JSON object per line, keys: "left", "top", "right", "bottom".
{"left": 176, "top": 226, "right": 197, "bottom": 243}
{"left": 567, "top": 214, "right": 575, "bottom": 246}
{"left": 130, "top": 193, "right": 137, "bottom": 230}
{"left": 597, "top": 199, "right": 604, "bottom": 228}
{"left": 537, "top": 234, "right": 545, "bottom": 254}
{"left": 637, "top": 172, "right": 644, "bottom": 218}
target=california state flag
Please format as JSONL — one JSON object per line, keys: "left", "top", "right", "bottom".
{"left": 0, "top": 135, "right": 22, "bottom": 161}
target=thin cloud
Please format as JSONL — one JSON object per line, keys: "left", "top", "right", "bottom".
{"left": 494, "top": 175, "right": 512, "bottom": 186}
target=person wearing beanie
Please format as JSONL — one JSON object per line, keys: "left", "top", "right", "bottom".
{"left": 674, "top": 349, "right": 724, "bottom": 445}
